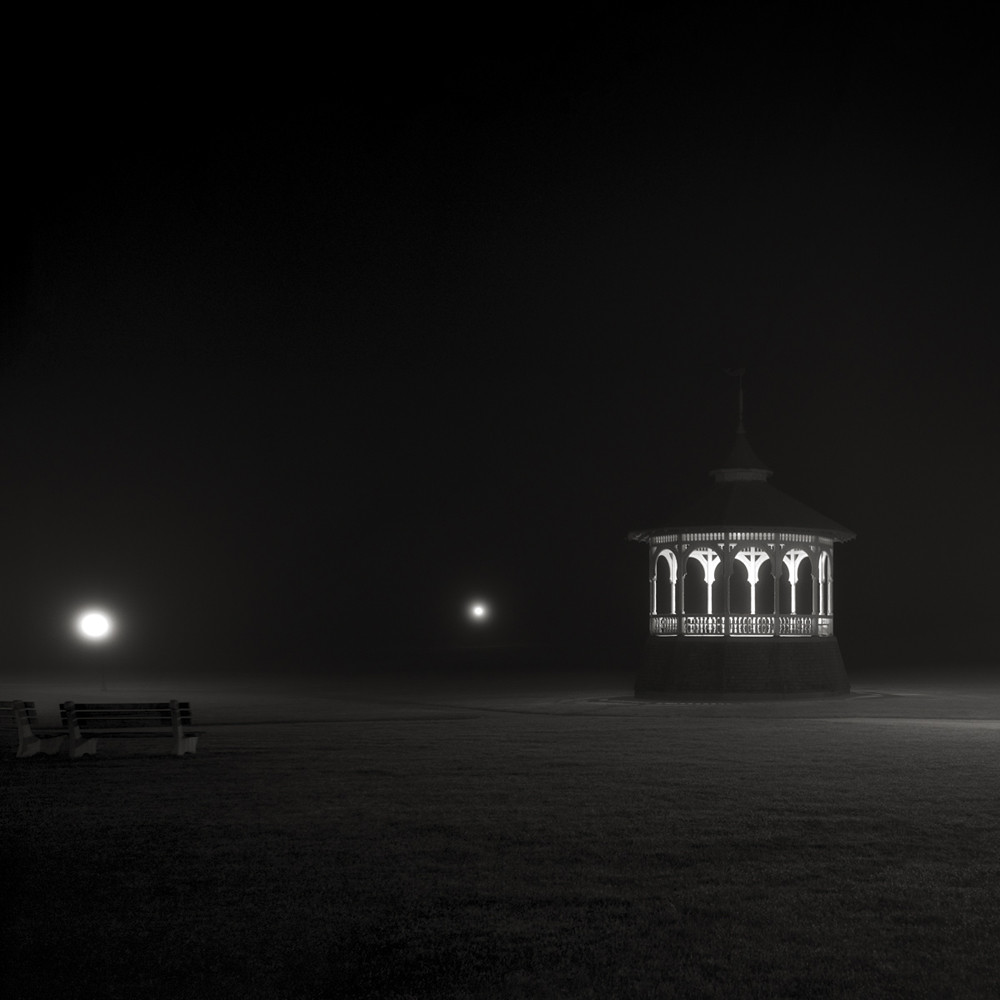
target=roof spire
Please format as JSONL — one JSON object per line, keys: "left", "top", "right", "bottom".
{"left": 713, "top": 368, "right": 771, "bottom": 482}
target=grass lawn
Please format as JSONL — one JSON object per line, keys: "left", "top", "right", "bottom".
{"left": 4, "top": 675, "right": 1000, "bottom": 998}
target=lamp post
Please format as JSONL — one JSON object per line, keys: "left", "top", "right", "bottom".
{"left": 75, "top": 609, "right": 115, "bottom": 691}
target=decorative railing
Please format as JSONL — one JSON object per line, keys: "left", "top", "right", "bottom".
{"left": 683, "top": 616, "right": 725, "bottom": 635}
{"left": 729, "top": 615, "right": 776, "bottom": 635}
{"left": 776, "top": 615, "right": 813, "bottom": 635}
{"left": 650, "top": 615, "right": 678, "bottom": 635}
{"left": 649, "top": 614, "right": 830, "bottom": 637}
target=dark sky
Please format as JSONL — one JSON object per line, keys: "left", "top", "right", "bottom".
{"left": 3, "top": 9, "right": 998, "bottom": 679}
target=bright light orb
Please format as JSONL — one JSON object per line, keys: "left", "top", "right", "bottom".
{"left": 469, "top": 602, "right": 488, "bottom": 621}
{"left": 76, "top": 610, "right": 113, "bottom": 641}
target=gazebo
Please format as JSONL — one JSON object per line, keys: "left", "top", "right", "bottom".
{"left": 628, "top": 411, "right": 854, "bottom": 698}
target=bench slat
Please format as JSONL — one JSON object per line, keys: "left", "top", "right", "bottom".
{"left": 75, "top": 712, "right": 178, "bottom": 726}
{"left": 61, "top": 702, "right": 194, "bottom": 729}
{"left": 74, "top": 719, "right": 178, "bottom": 728}
{"left": 67, "top": 718, "right": 191, "bottom": 725}
{"left": 1, "top": 700, "right": 39, "bottom": 725}
{"left": 70, "top": 708, "right": 175, "bottom": 715}
{"left": 67, "top": 730, "right": 206, "bottom": 738}
{"left": 71, "top": 702, "right": 191, "bottom": 711}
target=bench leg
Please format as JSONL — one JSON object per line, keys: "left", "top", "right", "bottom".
{"left": 17, "top": 735, "right": 66, "bottom": 758}
{"left": 174, "top": 735, "right": 199, "bottom": 756}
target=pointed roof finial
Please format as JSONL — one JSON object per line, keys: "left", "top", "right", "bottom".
{"left": 726, "top": 367, "right": 746, "bottom": 433}
{"left": 713, "top": 368, "right": 771, "bottom": 482}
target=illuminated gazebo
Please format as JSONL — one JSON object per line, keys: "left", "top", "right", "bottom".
{"left": 628, "top": 410, "right": 855, "bottom": 698}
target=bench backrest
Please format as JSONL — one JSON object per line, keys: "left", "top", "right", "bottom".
{"left": 0, "top": 700, "right": 40, "bottom": 730}
{"left": 60, "top": 701, "right": 194, "bottom": 730}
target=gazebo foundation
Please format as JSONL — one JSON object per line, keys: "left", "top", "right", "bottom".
{"left": 636, "top": 636, "right": 850, "bottom": 698}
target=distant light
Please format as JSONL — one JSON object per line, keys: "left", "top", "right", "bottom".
{"left": 469, "top": 602, "right": 489, "bottom": 621}
{"left": 76, "top": 609, "right": 114, "bottom": 641}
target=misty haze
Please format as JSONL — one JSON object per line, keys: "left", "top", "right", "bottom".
{"left": 5, "top": 7, "right": 1000, "bottom": 998}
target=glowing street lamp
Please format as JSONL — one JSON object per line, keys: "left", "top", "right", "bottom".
{"left": 77, "top": 610, "right": 113, "bottom": 640}
{"left": 468, "top": 601, "right": 489, "bottom": 622}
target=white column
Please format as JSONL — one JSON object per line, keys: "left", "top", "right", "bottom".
{"left": 735, "top": 548, "right": 769, "bottom": 616}
{"left": 661, "top": 549, "right": 678, "bottom": 615}
{"left": 678, "top": 544, "right": 687, "bottom": 634}
{"left": 723, "top": 534, "right": 732, "bottom": 635}
{"left": 773, "top": 540, "right": 782, "bottom": 636}
{"left": 810, "top": 549, "right": 819, "bottom": 634}
{"left": 649, "top": 547, "right": 657, "bottom": 616}
{"left": 828, "top": 551, "right": 835, "bottom": 618}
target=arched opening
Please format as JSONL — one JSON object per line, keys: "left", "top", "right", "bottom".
{"left": 728, "top": 558, "right": 750, "bottom": 614}
{"left": 795, "top": 555, "right": 813, "bottom": 615}
{"left": 818, "top": 551, "right": 831, "bottom": 616}
{"left": 733, "top": 547, "right": 770, "bottom": 616}
{"left": 757, "top": 558, "right": 775, "bottom": 614}
{"left": 655, "top": 550, "right": 678, "bottom": 615}
{"left": 685, "top": 549, "right": 721, "bottom": 616}
{"left": 780, "top": 549, "right": 811, "bottom": 615}
{"left": 684, "top": 558, "right": 707, "bottom": 615}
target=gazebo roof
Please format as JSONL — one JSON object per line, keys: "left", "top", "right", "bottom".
{"left": 710, "top": 430, "right": 772, "bottom": 480}
{"left": 629, "top": 431, "right": 855, "bottom": 542}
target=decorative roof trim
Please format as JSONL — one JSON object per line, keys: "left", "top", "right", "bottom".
{"left": 629, "top": 523, "right": 856, "bottom": 543}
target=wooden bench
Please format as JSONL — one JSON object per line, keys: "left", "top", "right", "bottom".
{"left": 60, "top": 701, "right": 203, "bottom": 758}
{"left": 1, "top": 700, "right": 66, "bottom": 758}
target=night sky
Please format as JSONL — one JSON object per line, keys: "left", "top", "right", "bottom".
{"left": 4, "top": 10, "right": 998, "bottom": 681}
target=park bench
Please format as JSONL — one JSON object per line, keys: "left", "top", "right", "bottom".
{"left": 60, "top": 700, "right": 203, "bottom": 758}
{"left": 1, "top": 700, "right": 66, "bottom": 758}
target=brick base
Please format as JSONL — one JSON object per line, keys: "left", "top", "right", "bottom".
{"left": 636, "top": 636, "right": 850, "bottom": 698}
